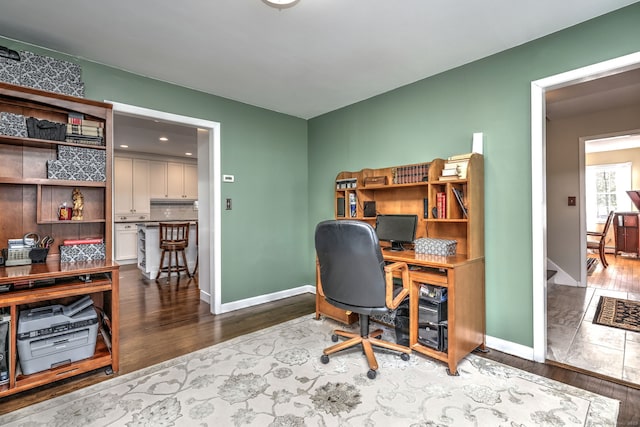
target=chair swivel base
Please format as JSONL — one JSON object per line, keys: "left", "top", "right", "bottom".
{"left": 320, "top": 328, "right": 411, "bottom": 379}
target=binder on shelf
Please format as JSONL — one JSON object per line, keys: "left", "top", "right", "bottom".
{"left": 452, "top": 187, "right": 468, "bottom": 218}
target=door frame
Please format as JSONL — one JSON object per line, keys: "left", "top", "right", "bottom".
{"left": 108, "top": 101, "right": 222, "bottom": 314}
{"left": 530, "top": 51, "right": 640, "bottom": 362}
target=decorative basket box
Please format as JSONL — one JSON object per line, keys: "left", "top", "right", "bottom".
{"left": 21, "top": 73, "right": 84, "bottom": 97}
{"left": 0, "top": 112, "right": 28, "bottom": 137}
{"left": 414, "top": 237, "right": 457, "bottom": 256}
{"left": 60, "top": 243, "right": 105, "bottom": 263}
{"left": 20, "top": 51, "right": 82, "bottom": 83}
{"left": 47, "top": 159, "right": 106, "bottom": 181}
{"left": 26, "top": 118, "right": 66, "bottom": 141}
{"left": 57, "top": 145, "right": 106, "bottom": 164}
{"left": 0, "top": 55, "right": 22, "bottom": 85}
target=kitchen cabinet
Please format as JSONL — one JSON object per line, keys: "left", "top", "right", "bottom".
{"left": 115, "top": 222, "right": 139, "bottom": 261}
{"left": 150, "top": 160, "right": 197, "bottom": 199}
{"left": 114, "top": 157, "right": 150, "bottom": 221}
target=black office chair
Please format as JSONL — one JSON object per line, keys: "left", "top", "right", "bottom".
{"left": 315, "top": 220, "right": 411, "bottom": 379}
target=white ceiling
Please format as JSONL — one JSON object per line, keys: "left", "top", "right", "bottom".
{"left": 2, "top": 1, "right": 639, "bottom": 158}
{"left": 0, "top": 0, "right": 637, "bottom": 120}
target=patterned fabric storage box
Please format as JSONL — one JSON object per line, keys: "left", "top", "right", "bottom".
{"left": 414, "top": 237, "right": 457, "bottom": 256}
{"left": 60, "top": 243, "right": 105, "bottom": 263}
{"left": 47, "top": 159, "right": 106, "bottom": 181}
{"left": 0, "top": 112, "right": 27, "bottom": 137}
{"left": 57, "top": 145, "right": 106, "bottom": 164}
{"left": 0, "top": 55, "right": 22, "bottom": 85}
{"left": 20, "top": 72, "right": 85, "bottom": 97}
{"left": 20, "top": 51, "right": 82, "bottom": 83}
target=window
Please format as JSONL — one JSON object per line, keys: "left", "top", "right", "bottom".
{"left": 586, "top": 162, "right": 631, "bottom": 227}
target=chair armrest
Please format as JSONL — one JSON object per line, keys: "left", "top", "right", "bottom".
{"left": 586, "top": 231, "right": 603, "bottom": 237}
{"left": 315, "top": 260, "right": 325, "bottom": 298}
{"left": 384, "top": 262, "right": 410, "bottom": 310}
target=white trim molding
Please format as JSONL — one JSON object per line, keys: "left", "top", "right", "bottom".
{"left": 530, "top": 51, "right": 640, "bottom": 363}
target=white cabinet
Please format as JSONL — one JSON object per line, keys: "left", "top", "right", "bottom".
{"left": 184, "top": 164, "right": 198, "bottom": 199}
{"left": 114, "top": 157, "right": 151, "bottom": 221}
{"left": 115, "top": 223, "right": 139, "bottom": 261}
{"left": 167, "top": 162, "right": 184, "bottom": 199}
{"left": 150, "top": 160, "right": 197, "bottom": 199}
{"left": 149, "top": 160, "right": 168, "bottom": 199}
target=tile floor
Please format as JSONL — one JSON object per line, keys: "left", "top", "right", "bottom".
{"left": 547, "top": 282, "right": 640, "bottom": 384}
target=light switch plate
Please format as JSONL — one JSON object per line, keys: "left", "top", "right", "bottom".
{"left": 223, "top": 174, "right": 235, "bottom": 182}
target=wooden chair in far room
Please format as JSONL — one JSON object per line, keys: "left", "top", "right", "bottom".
{"left": 314, "top": 220, "right": 411, "bottom": 379}
{"left": 587, "top": 210, "right": 615, "bottom": 268}
{"left": 156, "top": 222, "right": 191, "bottom": 281}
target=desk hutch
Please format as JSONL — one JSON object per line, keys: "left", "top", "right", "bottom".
{"left": 0, "top": 82, "right": 118, "bottom": 397}
{"left": 316, "top": 154, "right": 485, "bottom": 375}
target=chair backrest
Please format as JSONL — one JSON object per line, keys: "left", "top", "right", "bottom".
{"left": 314, "top": 220, "right": 387, "bottom": 312}
{"left": 601, "top": 210, "right": 615, "bottom": 238}
{"left": 159, "top": 222, "right": 190, "bottom": 246}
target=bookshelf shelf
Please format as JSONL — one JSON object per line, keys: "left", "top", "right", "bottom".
{"left": 0, "top": 82, "right": 118, "bottom": 398}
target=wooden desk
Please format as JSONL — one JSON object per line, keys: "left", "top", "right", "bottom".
{"left": 315, "top": 250, "right": 485, "bottom": 375}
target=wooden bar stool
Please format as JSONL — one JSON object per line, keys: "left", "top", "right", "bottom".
{"left": 192, "top": 221, "right": 198, "bottom": 276}
{"left": 156, "top": 222, "right": 191, "bottom": 281}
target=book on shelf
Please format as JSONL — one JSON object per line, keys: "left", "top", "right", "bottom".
{"left": 441, "top": 168, "right": 459, "bottom": 177}
{"left": 436, "top": 192, "right": 446, "bottom": 219}
{"left": 448, "top": 153, "right": 473, "bottom": 161}
{"left": 62, "top": 237, "right": 104, "bottom": 245}
{"left": 452, "top": 187, "right": 468, "bottom": 218}
{"left": 67, "top": 112, "right": 104, "bottom": 128}
{"left": 438, "top": 175, "right": 460, "bottom": 181}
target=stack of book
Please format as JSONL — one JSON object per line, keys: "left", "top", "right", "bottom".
{"left": 66, "top": 113, "right": 104, "bottom": 146}
{"left": 393, "top": 163, "right": 430, "bottom": 184}
{"left": 438, "top": 153, "right": 472, "bottom": 181}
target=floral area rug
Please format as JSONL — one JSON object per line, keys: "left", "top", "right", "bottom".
{"left": 0, "top": 314, "right": 619, "bottom": 426}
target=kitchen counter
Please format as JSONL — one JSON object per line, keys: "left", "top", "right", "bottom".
{"left": 137, "top": 222, "right": 198, "bottom": 279}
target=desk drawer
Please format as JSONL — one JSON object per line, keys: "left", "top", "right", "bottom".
{"left": 408, "top": 268, "right": 448, "bottom": 285}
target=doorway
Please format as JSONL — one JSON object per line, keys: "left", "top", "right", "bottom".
{"left": 531, "top": 52, "right": 640, "bottom": 368}
{"left": 108, "top": 101, "right": 222, "bottom": 314}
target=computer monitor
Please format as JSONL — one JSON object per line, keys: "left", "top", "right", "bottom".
{"left": 375, "top": 214, "right": 418, "bottom": 251}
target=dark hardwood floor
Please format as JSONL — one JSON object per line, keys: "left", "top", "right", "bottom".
{"left": 1, "top": 264, "right": 639, "bottom": 425}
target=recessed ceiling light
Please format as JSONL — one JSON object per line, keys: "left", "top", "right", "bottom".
{"left": 185, "top": 152, "right": 193, "bottom": 156}
{"left": 119, "top": 144, "right": 129, "bottom": 148}
{"left": 159, "top": 137, "right": 169, "bottom": 142}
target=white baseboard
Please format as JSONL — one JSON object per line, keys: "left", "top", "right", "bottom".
{"left": 486, "top": 335, "right": 535, "bottom": 361}
{"left": 219, "top": 285, "right": 316, "bottom": 313}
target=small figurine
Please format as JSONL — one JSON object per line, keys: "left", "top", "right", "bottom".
{"left": 72, "top": 188, "right": 84, "bottom": 220}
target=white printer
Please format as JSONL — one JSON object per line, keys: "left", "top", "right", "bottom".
{"left": 17, "top": 295, "right": 99, "bottom": 375}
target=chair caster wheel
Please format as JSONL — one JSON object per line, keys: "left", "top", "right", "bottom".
{"left": 321, "top": 354, "right": 330, "bottom": 364}
{"left": 367, "top": 369, "right": 377, "bottom": 379}
{"left": 331, "top": 334, "right": 339, "bottom": 342}
{"left": 401, "top": 353, "right": 410, "bottom": 361}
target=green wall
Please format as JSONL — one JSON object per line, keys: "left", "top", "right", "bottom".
{"left": 308, "top": 3, "right": 640, "bottom": 347}
{"left": 3, "top": 2, "right": 640, "bottom": 348}
{"left": 0, "top": 37, "right": 309, "bottom": 304}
